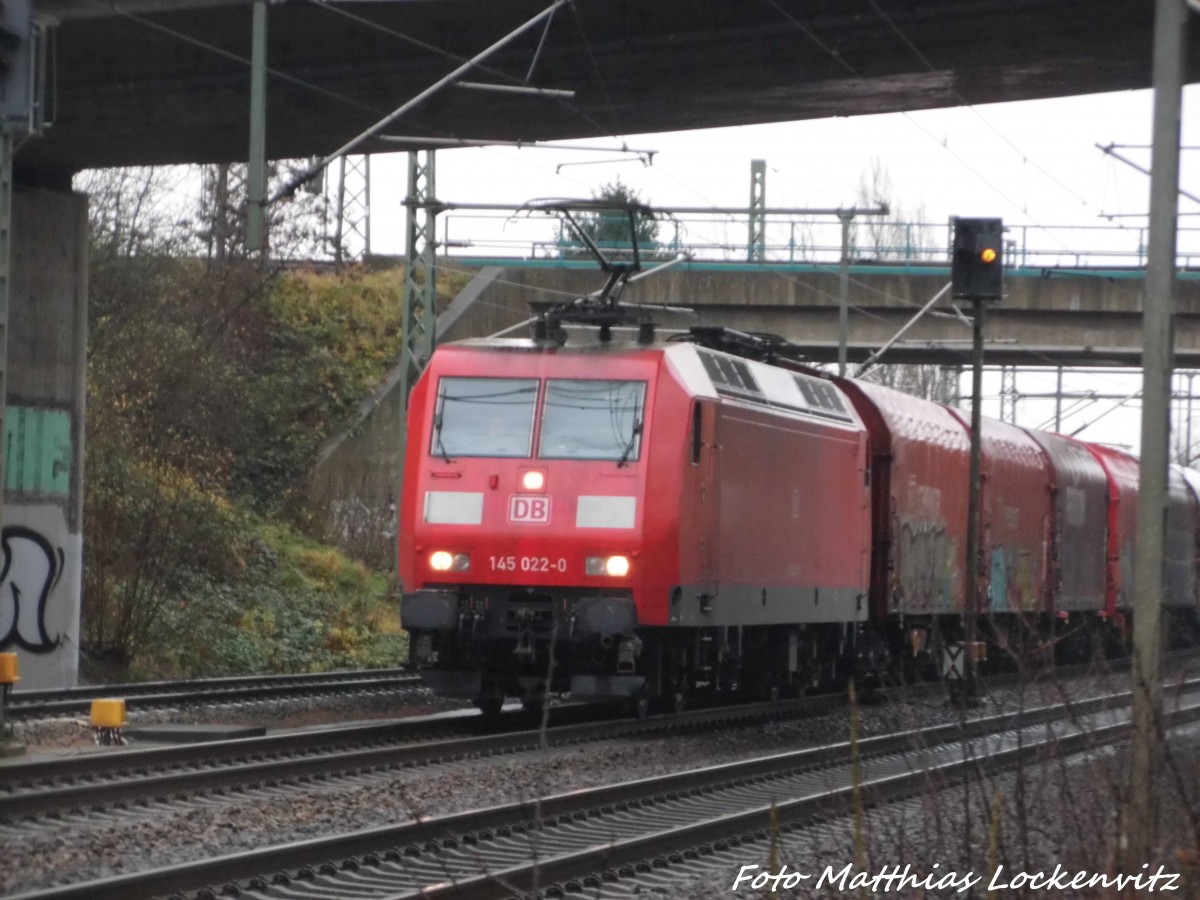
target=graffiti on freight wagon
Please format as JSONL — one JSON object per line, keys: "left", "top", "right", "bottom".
{"left": 0, "top": 525, "right": 64, "bottom": 653}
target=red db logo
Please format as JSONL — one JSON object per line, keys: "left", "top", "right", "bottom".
{"left": 509, "top": 495, "right": 551, "bottom": 524}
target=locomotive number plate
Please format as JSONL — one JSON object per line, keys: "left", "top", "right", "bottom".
{"left": 489, "top": 555, "right": 568, "bottom": 573}
{"left": 508, "top": 494, "right": 551, "bottom": 524}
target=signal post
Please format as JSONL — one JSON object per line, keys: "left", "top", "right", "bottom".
{"left": 950, "top": 217, "right": 1003, "bottom": 703}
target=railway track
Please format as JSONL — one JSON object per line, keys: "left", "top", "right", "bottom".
{"left": 3, "top": 667, "right": 422, "bottom": 720}
{"left": 2, "top": 655, "right": 1187, "bottom": 828}
{"left": 10, "top": 677, "right": 1195, "bottom": 900}
{"left": 0, "top": 691, "right": 857, "bottom": 825}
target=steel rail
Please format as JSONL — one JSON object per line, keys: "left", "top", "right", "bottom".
{"left": 9, "top": 679, "right": 1193, "bottom": 900}
{"left": 5, "top": 668, "right": 421, "bottom": 720}
{"left": 0, "top": 694, "right": 853, "bottom": 821}
{"left": 415, "top": 701, "right": 1200, "bottom": 900}
{"left": 3, "top": 654, "right": 1187, "bottom": 823}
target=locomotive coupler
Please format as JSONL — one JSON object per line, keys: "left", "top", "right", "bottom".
{"left": 514, "top": 609, "right": 536, "bottom": 661}
{"left": 616, "top": 635, "right": 643, "bottom": 674}
{"left": 414, "top": 633, "right": 435, "bottom": 665}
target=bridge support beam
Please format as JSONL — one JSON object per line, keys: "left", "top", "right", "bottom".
{"left": 472, "top": 266, "right": 1200, "bottom": 367}
{"left": 1, "top": 188, "right": 87, "bottom": 689}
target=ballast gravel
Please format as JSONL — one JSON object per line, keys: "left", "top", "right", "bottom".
{"left": 660, "top": 725, "right": 1200, "bottom": 899}
{"left": 1, "top": 665, "right": 1191, "bottom": 896}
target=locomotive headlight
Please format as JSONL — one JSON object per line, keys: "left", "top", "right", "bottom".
{"left": 429, "top": 550, "right": 470, "bottom": 572}
{"left": 521, "top": 469, "right": 546, "bottom": 492}
{"left": 605, "top": 555, "right": 630, "bottom": 577}
{"left": 586, "top": 555, "right": 630, "bottom": 577}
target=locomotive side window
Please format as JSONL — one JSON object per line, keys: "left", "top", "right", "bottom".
{"left": 691, "top": 401, "right": 703, "bottom": 465}
{"left": 431, "top": 377, "right": 539, "bottom": 458}
{"left": 539, "top": 380, "right": 646, "bottom": 462}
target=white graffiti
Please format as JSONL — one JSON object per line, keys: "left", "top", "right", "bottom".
{"left": 0, "top": 526, "right": 64, "bottom": 653}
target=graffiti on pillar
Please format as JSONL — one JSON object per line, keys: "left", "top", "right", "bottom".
{"left": 0, "top": 525, "right": 65, "bottom": 653}
{"left": 5, "top": 407, "right": 72, "bottom": 497}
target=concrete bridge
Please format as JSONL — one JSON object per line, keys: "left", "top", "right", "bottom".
{"left": 438, "top": 262, "right": 1200, "bottom": 368}
{"left": 5, "top": 2, "right": 1189, "bottom": 687}
{"left": 26, "top": 0, "right": 1200, "bottom": 183}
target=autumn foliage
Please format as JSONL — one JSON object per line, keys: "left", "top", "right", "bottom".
{"left": 79, "top": 168, "right": 407, "bottom": 679}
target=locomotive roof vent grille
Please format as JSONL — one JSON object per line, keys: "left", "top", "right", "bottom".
{"left": 694, "top": 347, "right": 855, "bottom": 424}
{"left": 698, "top": 350, "right": 763, "bottom": 399}
{"left": 793, "top": 376, "right": 854, "bottom": 423}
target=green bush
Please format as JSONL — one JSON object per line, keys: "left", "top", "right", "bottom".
{"left": 84, "top": 252, "right": 411, "bottom": 678}
{"left": 129, "top": 520, "right": 405, "bottom": 680}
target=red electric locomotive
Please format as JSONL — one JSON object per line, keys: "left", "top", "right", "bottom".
{"left": 398, "top": 223, "right": 1200, "bottom": 712}
{"left": 399, "top": 331, "right": 873, "bottom": 712}
{"left": 399, "top": 316, "right": 1200, "bottom": 712}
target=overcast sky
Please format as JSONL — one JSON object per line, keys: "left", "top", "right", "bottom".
{"left": 343, "top": 85, "right": 1200, "bottom": 456}
{"left": 364, "top": 85, "right": 1198, "bottom": 268}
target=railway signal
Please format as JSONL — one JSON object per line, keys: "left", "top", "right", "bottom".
{"left": 951, "top": 216, "right": 1004, "bottom": 705}
{"left": 951, "top": 217, "right": 1004, "bottom": 301}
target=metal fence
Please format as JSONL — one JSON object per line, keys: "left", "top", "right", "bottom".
{"left": 439, "top": 212, "right": 1200, "bottom": 270}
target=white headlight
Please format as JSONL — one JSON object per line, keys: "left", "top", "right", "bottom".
{"left": 586, "top": 555, "right": 630, "bottom": 577}
{"left": 605, "top": 555, "right": 630, "bottom": 577}
{"left": 521, "top": 470, "right": 546, "bottom": 491}
{"left": 430, "top": 551, "right": 470, "bottom": 572}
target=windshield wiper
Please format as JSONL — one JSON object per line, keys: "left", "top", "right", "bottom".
{"left": 433, "top": 414, "right": 454, "bottom": 463}
{"left": 617, "top": 420, "right": 642, "bottom": 468}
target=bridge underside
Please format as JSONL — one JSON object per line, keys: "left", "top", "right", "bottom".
{"left": 25, "top": 0, "right": 1200, "bottom": 183}
{"left": 453, "top": 264, "right": 1200, "bottom": 369}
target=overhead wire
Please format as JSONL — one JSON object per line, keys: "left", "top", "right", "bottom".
{"left": 93, "top": 0, "right": 1160, "bottom": 390}
{"left": 567, "top": 2, "right": 624, "bottom": 139}
{"left": 91, "top": 0, "right": 385, "bottom": 118}
{"left": 91, "top": 0, "right": 626, "bottom": 197}
{"left": 295, "top": 0, "right": 687, "bottom": 232}
{"left": 864, "top": 0, "right": 1111, "bottom": 224}
{"left": 301, "top": 0, "right": 618, "bottom": 141}
{"left": 758, "top": 0, "right": 1162, "bottom": 376}
{"left": 763, "top": 0, "right": 1098, "bottom": 251}
{"left": 89, "top": 0, "right": 646, "bottom": 261}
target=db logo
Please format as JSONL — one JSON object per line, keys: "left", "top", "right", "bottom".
{"left": 509, "top": 495, "right": 551, "bottom": 524}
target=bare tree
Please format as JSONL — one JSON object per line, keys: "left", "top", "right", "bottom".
{"left": 848, "top": 159, "right": 954, "bottom": 401}
{"left": 851, "top": 157, "right": 935, "bottom": 262}
{"left": 869, "top": 363, "right": 961, "bottom": 403}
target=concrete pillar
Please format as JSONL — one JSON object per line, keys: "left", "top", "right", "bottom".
{"left": 0, "top": 188, "right": 86, "bottom": 689}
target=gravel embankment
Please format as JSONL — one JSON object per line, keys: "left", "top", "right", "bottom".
{"left": 665, "top": 723, "right": 1200, "bottom": 899}
{"left": 3, "top": 665, "right": 1181, "bottom": 896}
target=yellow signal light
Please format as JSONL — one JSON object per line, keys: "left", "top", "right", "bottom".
{"left": 980, "top": 247, "right": 998, "bottom": 264}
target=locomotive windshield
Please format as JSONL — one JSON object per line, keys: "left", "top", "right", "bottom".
{"left": 432, "top": 377, "right": 539, "bottom": 458}
{"left": 539, "top": 379, "right": 645, "bottom": 462}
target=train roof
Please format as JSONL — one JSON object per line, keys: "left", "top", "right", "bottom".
{"left": 434, "top": 336, "right": 864, "bottom": 430}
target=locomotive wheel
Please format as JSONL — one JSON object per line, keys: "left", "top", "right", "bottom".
{"left": 631, "top": 695, "right": 651, "bottom": 720}
{"left": 475, "top": 697, "right": 504, "bottom": 717}
{"left": 521, "top": 685, "right": 546, "bottom": 716}
{"left": 670, "top": 685, "right": 688, "bottom": 715}
{"left": 521, "top": 696, "right": 545, "bottom": 716}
